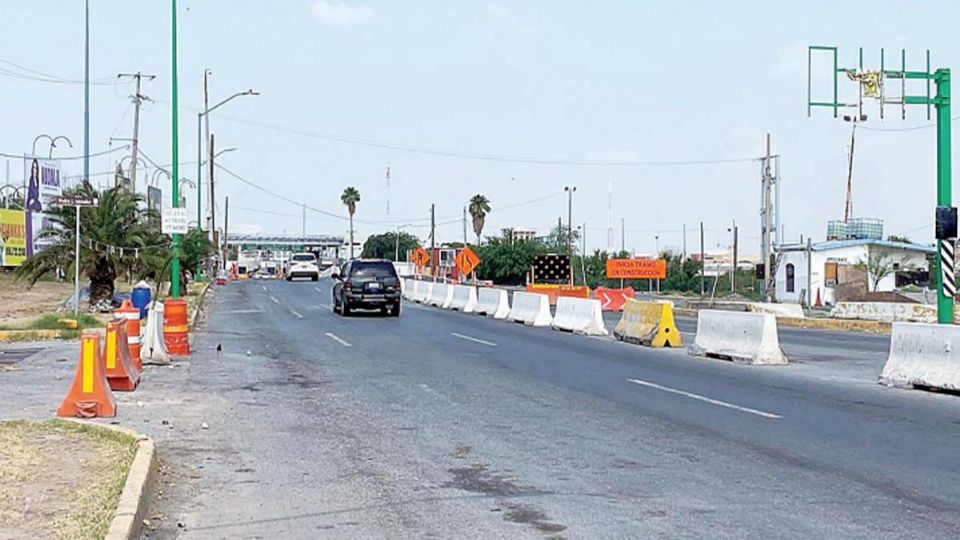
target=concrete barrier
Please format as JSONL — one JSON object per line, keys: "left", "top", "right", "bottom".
{"left": 831, "top": 302, "right": 937, "bottom": 323}
{"left": 509, "top": 291, "right": 553, "bottom": 327}
{"left": 747, "top": 303, "right": 805, "bottom": 318}
{"left": 879, "top": 322, "right": 960, "bottom": 391}
{"left": 688, "top": 310, "right": 788, "bottom": 365}
{"left": 415, "top": 281, "right": 433, "bottom": 303}
{"left": 614, "top": 299, "right": 681, "bottom": 347}
{"left": 402, "top": 279, "right": 416, "bottom": 301}
{"left": 475, "top": 288, "right": 511, "bottom": 319}
{"left": 552, "top": 297, "right": 608, "bottom": 336}
{"left": 429, "top": 282, "right": 454, "bottom": 308}
{"left": 448, "top": 285, "right": 478, "bottom": 313}
{"left": 140, "top": 302, "right": 170, "bottom": 366}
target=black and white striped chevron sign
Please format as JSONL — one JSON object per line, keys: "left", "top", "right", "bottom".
{"left": 941, "top": 239, "right": 956, "bottom": 298}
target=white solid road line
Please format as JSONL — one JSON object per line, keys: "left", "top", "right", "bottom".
{"left": 270, "top": 296, "right": 280, "bottom": 304}
{"left": 627, "top": 378, "right": 782, "bottom": 419}
{"left": 261, "top": 285, "right": 267, "bottom": 291}
{"left": 325, "top": 332, "right": 352, "bottom": 347}
{"left": 450, "top": 332, "right": 497, "bottom": 347}
{"left": 289, "top": 309, "right": 304, "bottom": 319}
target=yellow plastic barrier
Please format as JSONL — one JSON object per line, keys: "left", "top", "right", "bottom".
{"left": 613, "top": 299, "right": 681, "bottom": 348}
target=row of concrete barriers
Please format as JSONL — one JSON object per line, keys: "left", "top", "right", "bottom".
{"left": 403, "top": 280, "right": 960, "bottom": 393}
{"left": 403, "top": 279, "right": 608, "bottom": 335}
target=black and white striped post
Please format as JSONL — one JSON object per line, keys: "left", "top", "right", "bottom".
{"left": 940, "top": 239, "right": 956, "bottom": 299}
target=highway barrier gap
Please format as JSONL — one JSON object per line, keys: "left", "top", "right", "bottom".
{"left": 879, "top": 322, "right": 960, "bottom": 392}
{"left": 475, "top": 288, "right": 511, "bottom": 319}
{"left": 614, "top": 299, "right": 682, "bottom": 348}
{"left": 509, "top": 291, "right": 553, "bottom": 327}
{"left": 551, "top": 297, "right": 608, "bottom": 336}
{"left": 688, "top": 310, "right": 788, "bottom": 365}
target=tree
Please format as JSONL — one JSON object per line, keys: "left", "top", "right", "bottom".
{"left": 340, "top": 187, "right": 360, "bottom": 259}
{"left": 857, "top": 247, "right": 912, "bottom": 292}
{"left": 468, "top": 194, "right": 491, "bottom": 245}
{"left": 361, "top": 231, "right": 420, "bottom": 261}
{"left": 546, "top": 222, "right": 580, "bottom": 253}
{"left": 16, "top": 183, "right": 162, "bottom": 303}
{"left": 476, "top": 232, "right": 548, "bottom": 285}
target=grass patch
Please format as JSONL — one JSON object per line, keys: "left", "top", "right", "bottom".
{"left": 0, "top": 313, "right": 101, "bottom": 331}
{"left": 0, "top": 420, "right": 137, "bottom": 540}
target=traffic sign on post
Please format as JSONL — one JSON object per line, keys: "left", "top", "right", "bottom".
{"left": 162, "top": 207, "right": 188, "bottom": 235}
{"left": 455, "top": 246, "right": 481, "bottom": 276}
{"left": 412, "top": 246, "right": 430, "bottom": 270}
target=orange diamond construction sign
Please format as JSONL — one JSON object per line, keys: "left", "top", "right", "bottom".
{"left": 412, "top": 246, "right": 430, "bottom": 270}
{"left": 455, "top": 246, "right": 481, "bottom": 276}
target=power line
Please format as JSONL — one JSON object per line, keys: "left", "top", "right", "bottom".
{"left": 0, "top": 58, "right": 118, "bottom": 85}
{"left": 859, "top": 115, "right": 960, "bottom": 132}
{"left": 153, "top": 98, "right": 762, "bottom": 168}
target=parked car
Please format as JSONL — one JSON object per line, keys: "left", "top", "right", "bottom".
{"left": 286, "top": 253, "right": 320, "bottom": 281}
{"left": 332, "top": 259, "right": 401, "bottom": 316}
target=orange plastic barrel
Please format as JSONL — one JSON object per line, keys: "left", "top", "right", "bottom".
{"left": 114, "top": 299, "right": 141, "bottom": 368}
{"left": 163, "top": 299, "right": 190, "bottom": 356}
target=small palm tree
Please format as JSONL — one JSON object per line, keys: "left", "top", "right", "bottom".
{"left": 16, "top": 183, "right": 161, "bottom": 304}
{"left": 340, "top": 186, "right": 361, "bottom": 259}
{"left": 468, "top": 194, "right": 491, "bottom": 245}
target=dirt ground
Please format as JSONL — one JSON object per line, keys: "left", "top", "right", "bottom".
{"left": 0, "top": 420, "right": 137, "bottom": 540}
{"left": 0, "top": 272, "right": 74, "bottom": 326}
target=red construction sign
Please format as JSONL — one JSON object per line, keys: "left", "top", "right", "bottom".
{"left": 606, "top": 258, "right": 667, "bottom": 279}
{"left": 412, "top": 246, "right": 430, "bottom": 270}
{"left": 455, "top": 246, "right": 481, "bottom": 276}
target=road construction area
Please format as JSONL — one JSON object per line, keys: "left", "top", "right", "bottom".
{"left": 3, "top": 278, "right": 960, "bottom": 539}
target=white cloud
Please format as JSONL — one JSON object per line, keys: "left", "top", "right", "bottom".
{"left": 310, "top": 0, "right": 373, "bottom": 26}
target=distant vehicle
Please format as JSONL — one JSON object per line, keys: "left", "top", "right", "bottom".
{"left": 286, "top": 253, "right": 320, "bottom": 281}
{"left": 332, "top": 259, "right": 401, "bottom": 317}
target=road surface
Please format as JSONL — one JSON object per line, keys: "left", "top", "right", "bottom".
{"left": 107, "top": 278, "right": 958, "bottom": 539}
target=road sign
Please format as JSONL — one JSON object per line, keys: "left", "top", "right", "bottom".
{"left": 606, "top": 258, "right": 667, "bottom": 279}
{"left": 162, "top": 207, "right": 188, "bottom": 235}
{"left": 455, "top": 246, "right": 481, "bottom": 276}
{"left": 52, "top": 195, "right": 98, "bottom": 207}
{"left": 412, "top": 246, "right": 430, "bottom": 270}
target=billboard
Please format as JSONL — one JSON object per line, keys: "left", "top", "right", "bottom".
{"left": 147, "top": 186, "right": 162, "bottom": 214}
{"left": 0, "top": 209, "right": 28, "bottom": 267}
{"left": 606, "top": 258, "right": 667, "bottom": 279}
{"left": 24, "top": 156, "right": 63, "bottom": 256}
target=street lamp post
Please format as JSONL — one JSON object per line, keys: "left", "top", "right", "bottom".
{"left": 565, "top": 186, "right": 576, "bottom": 285}
{"left": 195, "top": 89, "right": 257, "bottom": 280}
{"left": 170, "top": 0, "right": 181, "bottom": 299}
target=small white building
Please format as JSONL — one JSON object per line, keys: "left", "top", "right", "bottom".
{"left": 775, "top": 239, "right": 933, "bottom": 306}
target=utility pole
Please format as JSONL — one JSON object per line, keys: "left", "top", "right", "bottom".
{"left": 762, "top": 134, "right": 773, "bottom": 302}
{"left": 203, "top": 69, "right": 211, "bottom": 237}
{"left": 82, "top": 0, "right": 89, "bottom": 310}
{"left": 700, "top": 221, "right": 705, "bottom": 295}
{"left": 430, "top": 204, "right": 436, "bottom": 281}
{"left": 581, "top": 222, "right": 587, "bottom": 286}
{"left": 395, "top": 227, "right": 400, "bottom": 261}
{"left": 806, "top": 237, "right": 813, "bottom": 309}
{"left": 565, "top": 186, "right": 576, "bottom": 285}
{"left": 730, "top": 219, "right": 738, "bottom": 293}
{"left": 620, "top": 217, "right": 625, "bottom": 289}
{"left": 462, "top": 206, "right": 467, "bottom": 244}
{"left": 117, "top": 72, "right": 155, "bottom": 194}
{"left": 223, "top": 196, "right": 229, "bottom": 270}
{"left": 169, "top": 0, "right": 182, "bottom": 299}
{"left": 301, "top": 203, "right": 306, "bottom": 236}
{"left": 843, "top": 121, "right": 858, "bottom": 222}
{"left": 682, "top": 223, "right": 687, "bottom": 262}
{"left": 208, "top": 132, "right": 215, "bottom": 243}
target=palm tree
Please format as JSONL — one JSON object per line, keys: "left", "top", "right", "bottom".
{"left": 340, "top": 186, "right": 361, "bottom": 259}
{"left": 16, "top": 183, "right": 162, "bottom": 304}
{"left": 468, "top": 194, "right": 491, "bottom": 245}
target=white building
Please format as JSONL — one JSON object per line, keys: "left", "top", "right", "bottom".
{"left": 775, "top": 239, "right": 933, "bottom": 306}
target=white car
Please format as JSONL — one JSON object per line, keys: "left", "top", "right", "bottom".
{"left": 286, "top": 253, "right": 320, "bottom": 281}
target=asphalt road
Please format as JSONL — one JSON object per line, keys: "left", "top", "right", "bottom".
{"left": 106, "top": 277, "right": 959, "bottom": 539}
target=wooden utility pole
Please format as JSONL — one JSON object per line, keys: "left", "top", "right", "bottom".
{"left": 731, "top": 219, "right": 739, "bottom": 293}
{"left": 700, "top": 221, "right": 705, "bottom": 295}
{"left": 208, "top": 133, "right": 216, "bottom": 243}
{"left": 430, "top": 203, "right": 436, "bottom": 281}
{"left": 117, "top": 72, "right": 156, "bottom": 193}
{"left": 222, "top": 196, "right": 229, "bottom": 270}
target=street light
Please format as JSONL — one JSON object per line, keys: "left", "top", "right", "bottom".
{"left": 31, "top": 134, "right": 73, "bottom": 158}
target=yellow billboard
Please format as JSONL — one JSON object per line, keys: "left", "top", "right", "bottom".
{"left": 0, "top": 209, "right": 27, "bottom": 267}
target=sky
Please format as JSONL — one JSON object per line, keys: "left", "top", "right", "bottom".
{"left": 1, "top": 1, "right": 957, "bottom": 257}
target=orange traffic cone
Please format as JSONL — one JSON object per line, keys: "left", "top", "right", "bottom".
{"left": 103, "top": 320, "right": 140, "bottom": 391}
{"left": 57, "top": 333, "right": 117, "bottom": 418}
{"left": 814, "top": 288, "right": 823, "bottom": 308}
{"left": 114, "top": 300, "right": 142, "bottom": 371}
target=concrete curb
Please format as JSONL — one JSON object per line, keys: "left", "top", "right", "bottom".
{"left": 188, "top": 281, "right": 212, "bottom": 330}
{"left": 0, "top": 329, "right": 70, "bottom": 342}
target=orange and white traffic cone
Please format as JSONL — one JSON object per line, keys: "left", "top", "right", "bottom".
{"left": 114, "top": 299, "right": 142, "bottom": 370}
{"left": 56, "top": 333, "right": 117, "bottom": 418}
{"left": 103, "top": 320, "right": 140, "bottom": 391}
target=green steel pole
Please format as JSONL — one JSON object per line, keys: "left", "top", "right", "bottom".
{"left": 936, "top": 68, "right": 953, "bottom": 324}
{"left": 170, "top": 0, "right": 181, "bottom": 299}
{"left": 196, "top": 112, "right": 203, "bottom": 281}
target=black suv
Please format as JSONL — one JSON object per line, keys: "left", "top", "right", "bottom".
{"left": 333, "top": 259, "right": 401, "bottom": 316}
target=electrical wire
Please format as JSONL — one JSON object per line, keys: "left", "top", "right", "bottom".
{"left": 859, "top": 115, "right": 960, "bottom": 132}
{"left": 0, "top": 58, "right": 118, "bottom": 86}
{"left": 0, "top": 145, "right": 129, "bottom": 161}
